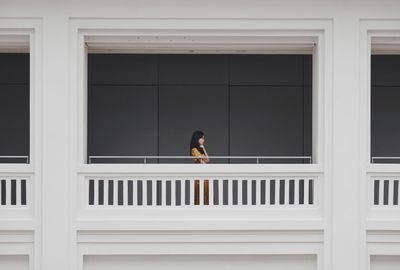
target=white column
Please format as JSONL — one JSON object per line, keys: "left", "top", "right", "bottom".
{"left": 41, "top": 14, "right": 70, "bottom": 270}
{"left": 331, "top": 14, "right": 362, "bottom": 270}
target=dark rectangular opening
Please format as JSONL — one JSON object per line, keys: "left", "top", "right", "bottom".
{"left": 87, "top": 54, "right": 312, "bottom": 164}
{"left": 371, "top": 55, "right": 400, "bottom": 163}
{"left": 0, "top": 53, "right": 30, "bottom": 164}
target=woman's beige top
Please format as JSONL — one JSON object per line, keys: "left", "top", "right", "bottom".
{"left": 191, "top": 147, "right": 209, "bottom": 164}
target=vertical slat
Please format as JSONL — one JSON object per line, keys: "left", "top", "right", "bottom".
{"left": 98, "top": 180, "right": 104, "bottom": 205}
{"left": 308, "top": 179, "right": 314, "bottom": 205}
{"left": 171, "top": 180, "right": 176, "bottom": 206}
{"left": 247, "top": 179, "right": 251, "bottom": 206}
{"left": 269, "top": 180, "right": 275, "bottom": 205}
{"left": 166, "top": 180, "right": 171, "bottom": 206}
{"left": 10, "top": 179, "right": 15, "bottom": 205}
{"left": 152, "top": 180, "right": 157, "bottom": 206}
{"left": 265, "top": 179, "right": 270, "bottom": 206}
{"left": 127, "top": 180, "right": 133, "bottom": 206}
{"left": 15, "top": 180, "right": 20, "bottom": 206}
{"left": 137, "top": 180, "right": 143, "bottom": 206}
{"left": 213, "top": 180, "right": 219, "bottom": 205}
{"left": 383, "top": 180, "right": 389, "bottom": 205}
{"left": 388, "top": 180, "right": 394, "bottom": 206}
{"left": 199, "top": 179, "right": 204, "bottom": 206}
{"left": 147, "top": 180, "right": 153, "bottom": 206}
{"left": 204, "top": 179, "right": 209, "bottom": 206}
{"left": 223, "top": 180, "right": 229, "bottom": 205}
{"left": 114, "top": 179, "right": 119, "bottom": 207}
{"left": 88, "top": 179, "right": 94, "bottom": 205}
{"left": 7, "top": 179, "right": 12, "bottom": 206}
{"left": 242, "top": 180, "right": 248, "bottom": 205}
{"left": 0, "top": 179, "right": 5, "bottom": 205}
{"left": 219, "top": 179, "right": 223, "bottom": 205}
{"left": 190, "top": 179, "right": 195, "bottom": 206}
{"left": 280, "top": 179, "right": 286, "bottom": 205}
{"left": 185, "top": 180, "right": 191, "bottom": 206}
{"left": 21, "top": 179, "right": 27, "bottom": 205}
{"left": 294, "top": 179, "right": 299, "bottom": 206}
{"left": 156, "top": 180, "right": 162, "bottom": 206}
{"left": 175, "top": 180, "right": 181, "bottom": 206}
{"left": 299, "top": 179, "right": 305, "bottom": 205}
{"left": 93, "top": 180, "right": 98, "bottom": 206}
{"left": 232, "top": 180, "right": 238, "bottom": 205}
{"left": 251, "top": 180, "right": 257, "bottom": 205}
{"left": 228, "top": 179, "right": 233, "bottom": 206}
{"left": 289, "top": 179, "right": 295, "bottom": 205}
{"left": 379, "top": 179, "right": 384, "bottom": 206}
{"left": 394, "top": 180, "right": 399, "bottom": 206}
{"left": 304, "top": 179, "right": 309, "bottom": 206}
{"left": 142, "top": 180, "right": 147, "bottom": 206}
{"left": 237, "top": 179, "right": 242, "bottom": 206}
{"left": 123, "top": 180, "right": 128, "bottom": 206}
{"left": 373, "top": 179, "right": 380, "bottom": 205}
{"left": 258, "top": 179, "right": 262, "bottom": 206}
{"left": 117, "top": 180, "right": 124, "bottom": 206}
{"left": 209, "top": 179, "right": 214, "bottom": 206}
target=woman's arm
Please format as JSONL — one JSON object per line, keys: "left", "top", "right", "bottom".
{"left": 191, "top": 148, "right": 209, "bottom": 164}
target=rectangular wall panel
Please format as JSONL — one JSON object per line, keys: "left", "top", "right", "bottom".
{"left": 0, "top": 255, "right": 29, "bottom": 270}
{"left": 84, "top": 255, "right": 317, "bottom": 270}
{"left": 371, "top": 255, "right": 400, "bottom": 270}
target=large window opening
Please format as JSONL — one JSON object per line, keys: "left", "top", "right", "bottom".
{"left": 87, "top": 53, "right": 312, "bottom": 164}
{"left": 371, "top": 53, "right": 400, "bottom": 163}
{"left": 0, "top": 53, "right": 30, "bottom": 164}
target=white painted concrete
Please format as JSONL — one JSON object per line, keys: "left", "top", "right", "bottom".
{"left": 84, "top": 255, "right": 317, "bottom": 270}
{"left": 0, "top": 255, "right": 29, "bottom": 270}
{"left": 371, "top": 256, "right": 400, "bottom": 270}
{"left": 0, "top": 1, "right": 399, "bottom": 270}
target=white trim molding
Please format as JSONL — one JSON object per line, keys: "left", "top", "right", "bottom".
{"left": 77, "top": 230, "right": 323, "bottom": 270}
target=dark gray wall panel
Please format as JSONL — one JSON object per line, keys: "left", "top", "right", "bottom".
{"left": 0, "top": 53, "right": 29, "bottom": 84}
{"left": 88, "top": 54, "right": 158, "bottom": 85}
{"left": 158, "top": 85, "right": 229, "bottom": 163}
{"left": 371, "top": 86, "right": 400, "bottom": 158}
{"left": 87, "top": 85, "right": 158, "bottom": 162}
{"left": 230, "top": 86, "right": 306, "bottom": 162}
{"left": 371, "top": 55, "right": 400, "bottom": 86}
{"left": 0, "top": 85, "right": 30, "bottom": 159}
{"left": 230, "top": 55, "right": 304, "bottom": 86}
{"left": 87, "top": 53, "right": 312, "bottom": 164}
{"left": 158, "top": 54, "right": 229, "bottom": 85}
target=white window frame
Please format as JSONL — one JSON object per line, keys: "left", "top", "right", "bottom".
{"left": 70, "top": 19, "right": 331, "bottom": 173}
{"left": 0, "top": 18, "right": 42, "bottom": 270}
{"left": 360, "top": 20, "right": 400, "bottom": 240}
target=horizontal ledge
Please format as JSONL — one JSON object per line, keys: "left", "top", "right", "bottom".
{"left": 366, "top": 220, "right": 400, "bottom": 231}
{"left": 77, "top": 164, "right": 324, "bottom": 175}
{"left": 74, "top": 219, "right": 324, "bottom": 232}
{"left": 77, "top": 229, "right": 324, "bottom": 244}
{"left": 0, "top": 165, "right": 34, "bottom": 174}
{"left": 367, "top": 164, "right": 400, "bottom": 173}
{"left": 0, "top": 220, "right": 36, "bottom": 231}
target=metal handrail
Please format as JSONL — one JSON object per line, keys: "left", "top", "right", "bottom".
{"left": 0, "top": 156, "right": 30, "bottom": 163}
{"left": 88, "top": 155, "right": 313, "bottom": 164}
{"left": 371, "top": 156, "right": 400, "bottom": 163}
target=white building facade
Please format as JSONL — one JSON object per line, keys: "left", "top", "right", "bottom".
{"left": 0, "top": 0, "right": 400, "bottom": 269}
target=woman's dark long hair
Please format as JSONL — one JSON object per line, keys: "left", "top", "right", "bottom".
{"left": 190, "top": 130, "right": 205, "bottom": 155}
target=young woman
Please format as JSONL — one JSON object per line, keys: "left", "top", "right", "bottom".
{"left": 190, "top": 130, "right": 209, "bottom": 205}
{"left": 190, "top": 130, "right": 209, "bottom": 164}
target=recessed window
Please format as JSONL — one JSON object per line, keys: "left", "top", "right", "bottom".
{"left": 371, "top": 54, "right": 400, "bottom": 163}
{"left": 0, "top": 53, "right": 30, "bottom": 164}
{"left": 87, "top": 54, "right": 312, "bottom": 164}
